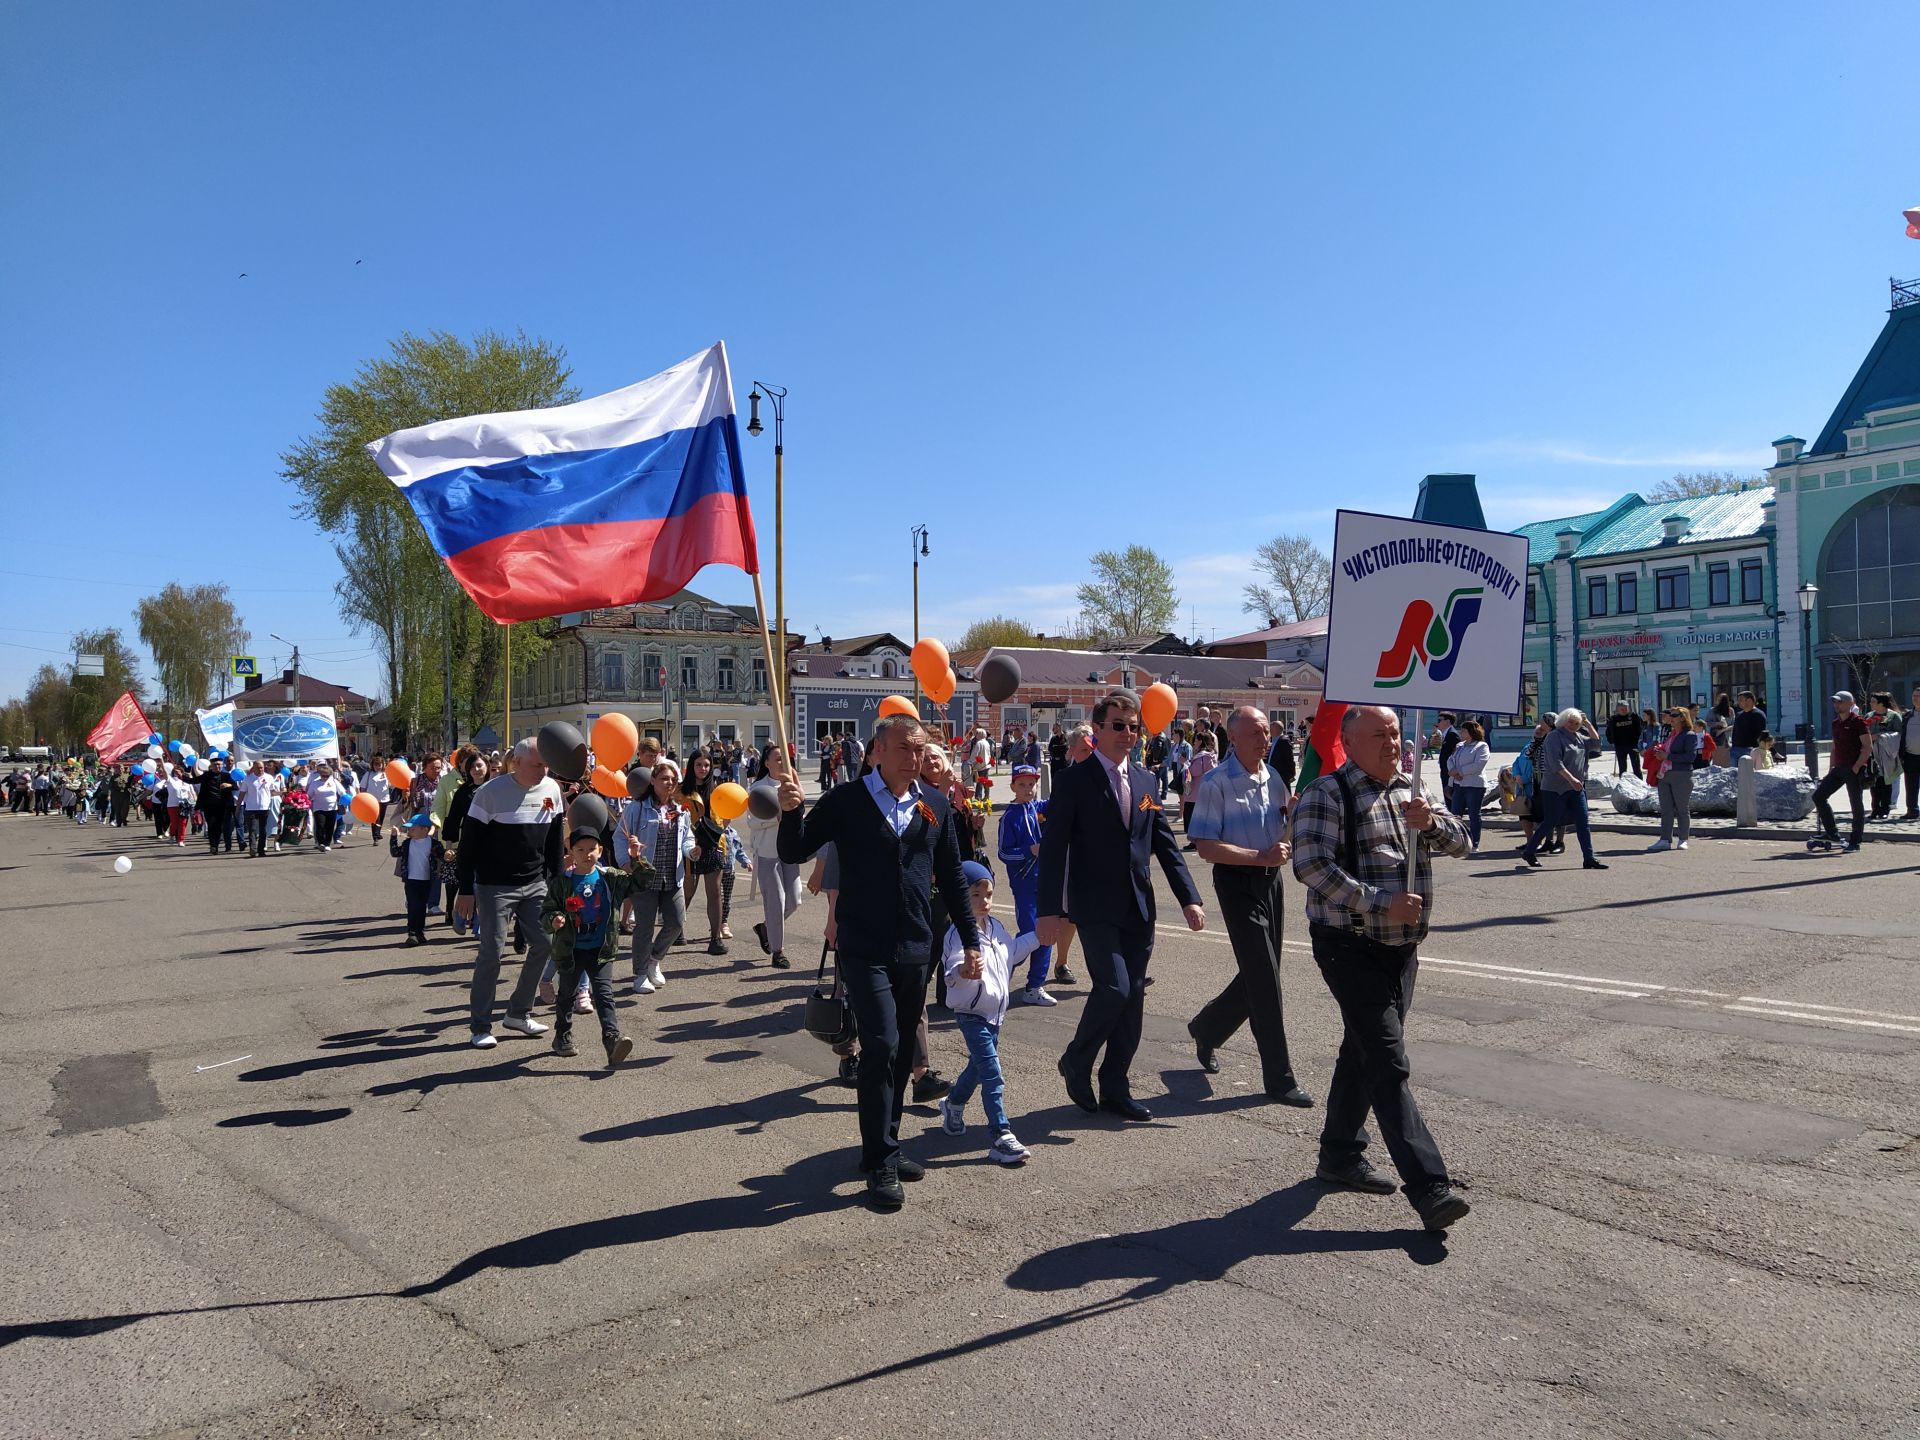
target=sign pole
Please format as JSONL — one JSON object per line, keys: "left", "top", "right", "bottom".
{"left": 1405, "top": 707, "right": 1424, "bottom": 887}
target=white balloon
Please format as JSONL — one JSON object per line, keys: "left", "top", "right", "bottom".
{"left": 194, "top": 758, "right": 210, "bottom": 775}
{"left": 113, "top": 855, "right": 133, "bottom": 875}
{"left": 147, "top": 744, "right": 162, "bottom": 758}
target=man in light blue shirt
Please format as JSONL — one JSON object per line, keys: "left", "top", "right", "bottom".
{"left": 866, "top": 764, "right": 921, "bottom": 836}
{"left": 1185, "top": 705, "right": 1312, "bottom": 1108}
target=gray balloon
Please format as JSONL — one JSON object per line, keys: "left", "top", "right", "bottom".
{"left": 747, "top": 781, "right": 781, "bottom": 820}
{"left": 538, "top": 721, "right": 589, "bottom": 781}
{"left": 978, "top": 653, "right": 1022, "bottom": 704}
{"left": 568, "top": 792, "right": 610, "bottom": 839}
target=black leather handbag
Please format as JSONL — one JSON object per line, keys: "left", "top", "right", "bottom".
{"left": 803, "top": 940, "right": 854, "bottom": 1046}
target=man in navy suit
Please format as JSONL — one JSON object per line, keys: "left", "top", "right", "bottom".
{"left": 776, "top": 714, "right": 981, "bottom": 1211}
{"left": 1038, "top": 688, "right": 1206, "bottom": 1120}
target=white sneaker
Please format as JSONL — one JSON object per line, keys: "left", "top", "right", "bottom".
{"left": 633, "top": 976, "right": 656, "bottom": 995}
{"left": 273, "top": 841, "right": 281, "bottom": 852}
{"left": 1647, "top": 839, "right": 1670, "bottom": 852}
{"left": 573, "top": 989, "right": 593, "bottom": 1014}
{"left": 1019, "top": 987, "right": 1058, "bottom": 1007}
{"left": 645, "top": 963, "right": 666, "bottom": 989}
{"left": 470, "top": 1031, "right": 497, "bottom": 1049}
{"left": 939, "top": 1097, "right": 966, "bottom": 1136}
{"left": 1676, "top": 840, "right": 1688, "bottom": 850}
{"left": 989, "top": 1131, "right": 1030, "bottom": 1166}
{"left": 501, "top": 1014, "right": 548, "bottom": 1037}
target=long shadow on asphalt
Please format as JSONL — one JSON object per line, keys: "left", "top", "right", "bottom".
{"left": 789, "top": 1179, "right": 1445, "bottom": 1398}
{"left": 0, "top": 1141, "right": 884, "bottom": 1348}
{"left": 362, "top": 1048, "right": 665, "bottom": 1098}
{"left": 580, "top": 1079, "right": 854, "bottom": 1143}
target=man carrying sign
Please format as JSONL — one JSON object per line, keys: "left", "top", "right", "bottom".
{"left": 1291, "top": 705, "right": 1472, "bottom": 1234}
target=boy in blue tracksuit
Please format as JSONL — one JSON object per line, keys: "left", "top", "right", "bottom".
{"left": 995, "top": 764, "right": 1054, "bottom": 1007}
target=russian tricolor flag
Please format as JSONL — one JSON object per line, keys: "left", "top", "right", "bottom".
{"left": 366, "top": 343, "right": 760, "bottom": 622}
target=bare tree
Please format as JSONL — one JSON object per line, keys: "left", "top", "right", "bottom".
{"left": 1827, "top": 634, "right": 1883, "bottom": 702}
{"left": 1644, "top": 471, "right": 1762, "bottom": 503}
{"left": 1242, "top": 533, "right": 1332, "bottom": 626}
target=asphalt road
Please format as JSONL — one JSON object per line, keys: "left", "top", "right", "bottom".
{"left": 1, "top": 803, "right": 1916, "bottom": 1439}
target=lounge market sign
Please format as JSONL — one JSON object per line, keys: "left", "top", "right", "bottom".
{"left": 1675, "top": 628, "right": 1773, "bottom": 647}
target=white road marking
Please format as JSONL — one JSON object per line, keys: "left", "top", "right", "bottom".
{"left": 992, "top": 905, "right": 1914, "bottom": 1039}
{"left": 1722, "top": 1007, "right": 1920, "bottom": 1036}
{"left": 1732, "top": 996, "right": 1920, "bottom": 1024}
{"left": 194, "top": 1054, "right": 252, "bottom": 1072}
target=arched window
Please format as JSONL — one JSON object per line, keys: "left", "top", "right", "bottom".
{"left": 880, "top": 658, "right": 899, "bottom": 679}
{"left": 1818, "top": 485, "right": 1920, "bottom": 642}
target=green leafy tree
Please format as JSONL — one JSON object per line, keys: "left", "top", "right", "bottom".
{"left": 1075, "top": 544, "right": 1180, "bottom": 641}
{"left": 0, "top": 699, "right": 28, "bottom": 750}
{"left": 282, "top": 330, "right": 574, "bottom": 750}
{"left": 66, "top": 627, "right": 147, "bottom": 749}
{"left": 23, "top": 665, "right": 73, "bottom": 750}
{"left": 955, "top": 616, "right": 1041, "bottom": 651}
{"left": 135, "top": 584, "right": 246, "bottom": 736}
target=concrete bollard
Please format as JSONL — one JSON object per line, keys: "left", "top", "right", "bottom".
{"left": 1736, "top": 754, "right": 1757, "bottom": 827}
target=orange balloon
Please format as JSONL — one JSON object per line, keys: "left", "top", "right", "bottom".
{"left": 927, "top": 667, "right": 956, "bottom": 706}
{"left": 590, "top": 713, "right": 638, "bottom": 770}
{"left": 385, "top": 759, "right": 414, "bottom": 790}
{"left": 709, "top": 781, "right": 749, "bottom": 822}
{"left": 350, "top": 791, "right": 381, "bottom": 824}
{"left": 1141, "top": 681, "right": 1178, "bottom": 735}
{"left": 590, "top": 765, "right": 628, "bottom": 798}
{"left": 877, "top": 694, "right": 917, "bottom": 719}
{"left": 910, "top": 637, "right": 950, "bottom": 687}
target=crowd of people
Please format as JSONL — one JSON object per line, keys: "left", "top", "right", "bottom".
{"left": 15, "top": 679, "right": 1918, "bottom": 1235}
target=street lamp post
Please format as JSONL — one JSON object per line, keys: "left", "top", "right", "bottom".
{"left": 909, "top": 524, "right": 930, "bottom": 704}
{"left": 746, "top": 384, "right": 787, "bottom": 738}
{"left": 1797, "top": 583, "right": 1818, "bottom": 768}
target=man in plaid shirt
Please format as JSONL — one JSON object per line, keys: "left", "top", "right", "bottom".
{"left": 1291, "top": 705, "right": 1472, "bottom": 1234}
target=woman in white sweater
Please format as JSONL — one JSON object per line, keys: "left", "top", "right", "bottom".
{"left": 1444, "top": 719, "right": 1491, "bottom": 850}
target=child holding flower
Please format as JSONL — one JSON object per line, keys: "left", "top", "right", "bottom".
{"left": 540, "top": 828, "right": 655, "bottom": 1069}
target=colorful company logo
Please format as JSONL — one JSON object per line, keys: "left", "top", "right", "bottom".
{"left": 1376, "top": 587, "right": 1484, "bottom": 688}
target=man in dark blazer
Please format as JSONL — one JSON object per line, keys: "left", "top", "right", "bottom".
{"left": 776, "top": 714, "right": 980, "bottom": 1211}
{"left": 1038, "top": 688, "right": 1206, "bottom": 1120}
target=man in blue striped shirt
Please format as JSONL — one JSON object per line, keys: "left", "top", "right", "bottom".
{"left": 1185, "top": 706, "right": 1311, "bottom": 1108}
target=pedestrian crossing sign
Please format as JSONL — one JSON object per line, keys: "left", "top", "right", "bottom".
{"left": 231, "top": 655, "right": 258, "bottom": 678}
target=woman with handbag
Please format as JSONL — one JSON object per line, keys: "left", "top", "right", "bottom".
{"left": 617, "top": 759, "right": 694, "bottom": 994}
{"left": 680, "top": 750, "right": 730, "bottom": 954}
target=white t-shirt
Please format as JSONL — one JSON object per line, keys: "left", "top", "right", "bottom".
{"left": 365, "top": 772, "right": 392, "bottom": 803}
{"left": 166, "top": 775, "right": 197, "bottom": 807}
{"left": 241, "top": 771, "right": 275, "bottom": 810}
{"left": 307, "top": 775, "right": 343, "bottom": 811}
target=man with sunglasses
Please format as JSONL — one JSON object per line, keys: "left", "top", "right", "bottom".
{"left": 1038, "top": 689, "right": 1205, "bottom": 1122}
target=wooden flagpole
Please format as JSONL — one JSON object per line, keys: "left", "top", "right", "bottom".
{"left": 751, "top": 569, "right": 790, "bottom": 775}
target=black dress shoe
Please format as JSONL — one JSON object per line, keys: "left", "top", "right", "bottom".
{"left": 894, "top": 1156, "right": 926, "bottom": 1182}
{"left": 752, "top": 921, "right": 770, "bottom": 955}
{"left": 1414, "top": 1185, "right": 1471, "bottom": 1232}
{"left": 1188, "top": 1025, "right": 1220, "bottom": 1075}
{"left": 1099, "top": 1094, "right": 1153, "bottom": 1121}
{"left": 1583, "top": 859, "right": 1609, "bottom": 870}
{"left": 836, "top": 1054, "right": 858, "bottom": 1087}
{"left": 1057, "top": 1057, "right": 1098, "bottom": 1114}
{"left": 1269, "top": 1084, "right": 1314, "bottom": 1108}
{"left": 1315, "top": 1158, "right": 1395, "bottom": 1194}
{"left": 1521, "top": 853, "right": 1541, "bottom": 868}
{"left": 911, "top": 1070, "right": 952, "bottom": 1103}
{"left": 1053, "top": 967, "right": 1077, "bottom": 986}
{"left": 866, "top": 1166, "right": 904, "bottom": 1211}
{"left": 770, "top": 951, "right": 791, "bottom": 969}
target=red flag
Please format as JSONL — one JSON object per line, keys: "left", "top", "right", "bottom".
{"left": 86, "top": 691, "right": 153, "bottom": 761}
{"left": 1297, "top": 701, "right": 1348, "bottom": 788}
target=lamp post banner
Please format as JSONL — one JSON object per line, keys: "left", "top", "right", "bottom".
{"left": 1323, "top": 508, "right": 1530, "bottom": 712}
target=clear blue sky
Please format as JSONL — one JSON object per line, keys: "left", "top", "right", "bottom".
{"left": 2, "top": 2, "right": 1913, "bottom": 706}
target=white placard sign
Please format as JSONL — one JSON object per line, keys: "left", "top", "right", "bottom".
{"left": 1323, "top": 509, "right": 1529, "bottom": 712}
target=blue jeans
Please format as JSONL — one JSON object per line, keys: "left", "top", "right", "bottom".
{"left": 948, "top": 1011, "right": 1010, "bottom": 1133}
{"left": 1449, "top": 785, "right": 1484, "bottom": 847}
{"left": 1523, "top": 789, "right": 1594, "bottom": 863}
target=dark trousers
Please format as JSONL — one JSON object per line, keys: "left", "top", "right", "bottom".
{"left": 840, "top": 953, "right": 930, "bottom": 1172}
{"left": 1522, "top": 789, "right": 1594, "bottom": 862}
{"left": 1813, "top": 768, "right": 1866, "bottom": 844}
{"left": 204, "top": 806, "right": 232, "bottom": 852}
{"left": 403, "top": 877, "right": 432, "bottom": 938}
{"left": 1062, "top": 916, "right": 1154, "bottom": 1098}
{"left": 371, "top": 800, "right": 387, "bottom": 839}
{"left": 1614, "top": 744, "right": 1641, "bottom": 777}
{"left": 1189, "top": 867, "right": 1296, "bottom": 1097}
{"left": 313, "top": 810, "right": 338, "bottom": 847}
{"left": 1904, "top": 752, "right": 1920, "bottom": 820}
{"left": 555, "top": 951, "right": 620, "bottom": 1044}
{"left": 245, "top": 810, "right": 270, "bottom": 856}
{"left": 1309, "top": 922, "right": 1448, "bottom": 1195}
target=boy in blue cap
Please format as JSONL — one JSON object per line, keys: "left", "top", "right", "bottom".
{"left": 391, "top": 814, "right": 443, "bottom": 946}
{"left": 995, "top": 764, "right": 1054, "bottom": 1006}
